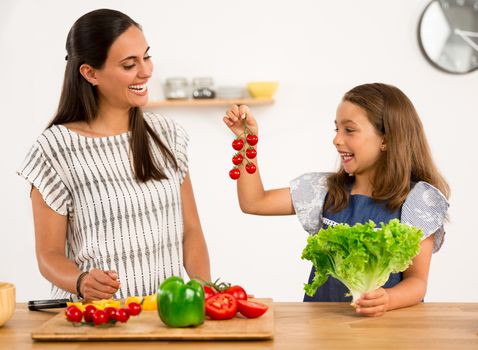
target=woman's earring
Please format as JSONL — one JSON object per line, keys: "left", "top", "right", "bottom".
{"left": 381, "top": 145, "right": 386, "bottom": 151}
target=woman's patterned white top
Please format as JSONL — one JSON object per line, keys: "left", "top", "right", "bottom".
{"left": 17, "top": 113, "right": 189, "bottom": 299}
{"left": 290, "top": 172, "right": 449, "bottom": 253}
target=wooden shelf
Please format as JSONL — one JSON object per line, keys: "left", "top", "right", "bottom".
{"left": 145, "top": 98, "right": 274, "bottom": 109}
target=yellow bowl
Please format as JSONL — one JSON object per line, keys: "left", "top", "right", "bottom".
{"left": 246, "top": 81, "right": 279, "bottom": 98}
{"left": 0, "top": 282, "right": 15, "bottom": 327}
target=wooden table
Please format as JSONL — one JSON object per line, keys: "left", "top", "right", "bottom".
{"left": 1, "top": 303, "right": 477, "bottom": 349}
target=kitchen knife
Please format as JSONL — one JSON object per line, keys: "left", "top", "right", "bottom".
{"left": 27, "top": 299, "right": 72, "bottom": 310}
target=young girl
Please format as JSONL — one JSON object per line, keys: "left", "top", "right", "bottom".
{"left": 17, "top": 9, "right": 210, "bottom": 300}
{"left": 223, "top": 83, "right": 449, "bottom": 317}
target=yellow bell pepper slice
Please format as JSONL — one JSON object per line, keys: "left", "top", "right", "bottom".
{"left": 125, "top": 296, "right": 143, "bottom": 307}
{"left": 141, "top": 294, "right": 158, "bottom": 311}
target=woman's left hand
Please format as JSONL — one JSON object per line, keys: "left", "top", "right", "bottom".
{"left": 353, "top": 288, "right": 389, "bottom": 317}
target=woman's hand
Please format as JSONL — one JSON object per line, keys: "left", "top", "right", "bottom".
{"left": 80, "top": 268, "right": 121, "bottom": 300}
{"left": 223, "top": 105, "right": 258, "bottom": 137}
{"left": 353, "top": 288, "right": 390, "bottom": 317}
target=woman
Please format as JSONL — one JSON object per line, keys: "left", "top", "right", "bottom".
{"left": 18, "top": 9, "right": 210, "bottom": 300}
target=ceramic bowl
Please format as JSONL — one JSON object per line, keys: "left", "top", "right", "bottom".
{"left": 246, "top": 81, "right": 279, "bottom": 98}
{"left": 0, "top": 282, "right": 15, "bottom": 327}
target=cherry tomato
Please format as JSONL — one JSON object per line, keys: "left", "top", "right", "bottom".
{"left": 224, "top": 285, "right": 247, "bottom": 301}
{"left": 83, "top": 304, "right": 98, "bottom": 323}
{"left": 116, "top": 308, "right": 130, "bottom": 323}
{"left": 65, "top": 305, "right": 83, "bottom": 323}
{"left": 232, "top": 138, "right": 244, "bottom": 151}
{"left": 204, "top": 285, "right": 217, "bottom": 300}
{"left": 92, "top": 309, "right": 108, "bottom": 326}
{"left": 103, "top": 306, "right": 117, "bottom": 322}
{"left": 245, "top": 163, "right": 256, "bottom": 174}
{"left": 229, "top": 168, "right": 241, "bottom": 180}
{"left": 232, "top": 153, "right": 243, "bottom": 165}
{"left": 128, "top": 302, "right": 142, "bottom": 316}
{"left": 237, "top": 300, "right": 269, "bottom": 318}
{"left": 205, "top": 293, "right": 238, "bottom": 320}
{"left": 246, "top": 134, "right": 258, "bottom": 146}
{"left": 245, "top": 148, "right": 257, "bottom": 159}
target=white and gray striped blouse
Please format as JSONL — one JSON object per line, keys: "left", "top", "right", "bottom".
{"left": 18, "top": 113, "right": 189, "bottom": 299}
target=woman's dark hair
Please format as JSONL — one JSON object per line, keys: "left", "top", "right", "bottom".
{"left": 48, "top": 8, "right": 177, "bottom": 181}
{"left": 325, "top": 83, "right": 450, "bottom": 212}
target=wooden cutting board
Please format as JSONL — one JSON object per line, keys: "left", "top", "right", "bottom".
{"left": 31, "top": 298, "right": 273, "bottom": 341}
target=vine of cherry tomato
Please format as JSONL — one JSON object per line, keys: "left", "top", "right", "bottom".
{"left": 229, "top": 114, "right": 258, "bottom": 180}
{"left": 64, "top": 299, "right": 141, "bottom": 327}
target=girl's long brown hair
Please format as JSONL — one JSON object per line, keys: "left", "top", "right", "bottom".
{"left": 48, "top": 9, "right": 177, "bottom": 182}
{"left": 325, "top": 83, "right": 449, "bottom": 213}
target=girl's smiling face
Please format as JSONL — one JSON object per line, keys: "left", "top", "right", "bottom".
{"left": 94, "top": 25, "right": 153, "bottom": 109}
{"left": 333, "top": 100, "right": 385, "bottom": 178}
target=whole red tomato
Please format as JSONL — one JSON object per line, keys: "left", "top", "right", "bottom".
{"left": 245, "top": 163, "right": 256, "bottom": 174}
{"left": 92, "top": 309, "right": 108, "bottom": 326}
{"left": 229, "top": 168, "right": 241, "bottom": 180}
{"left": 205, "top": 293, "right": 238, "bottom": 320}
{"left": 224, "top": 285, "right": 247, "bottom": 301}
{"left": 128, "top": 302, "right": 142, "bottom": 316}
{"left": 237, "top": 300, "right": 268, "bottom": 318}
{"left": 204, "top": 285, "right": 217, "bottom": 300}
{"left": 65, "top": 305, "right": 83, "bottom": 323}
{"left": 232, "top": 139, "right": 244, "bottom": 151}
{"left": 103, "top": 307, "right": 117, "bottom": 322}
{"left": 245, "top": 148, "right": 257, "bottom": 159}
{"left": 116, "top": 308, "right": 130, "bottom": 323}
{"left": 246, "top": 134, "right": 258, "bottom": 146}
{"left": 232, "top": 153, "right": 243, "bottom": 165}
{"left": 83, "top": 304, "right": 98, "bottom": 323}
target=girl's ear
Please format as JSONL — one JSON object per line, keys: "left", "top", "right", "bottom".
{"left": 79, "top": 64, "right": 98, "bottom": 86}
{"left": 381, "top": 139, "right": 387, "bottom": 151}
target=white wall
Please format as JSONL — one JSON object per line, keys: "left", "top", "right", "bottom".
{"left": 1, "top": 0, "right": 477, "bottom": 302}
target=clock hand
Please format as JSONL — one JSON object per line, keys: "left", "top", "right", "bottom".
{"left": 454, "top": 28, "right": 478, "bottom": 52}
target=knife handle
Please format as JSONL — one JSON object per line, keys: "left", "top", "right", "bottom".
{"left": 27, "top": 299, "right": 70, "bottom": 310}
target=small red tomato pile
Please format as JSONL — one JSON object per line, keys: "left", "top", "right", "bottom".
{"left": 64, "top": 300, "right": 142, "bottom": 327}
{"left": 229, "top": 115, "right": 258, "bottom": 180}
{"left": 203, "top": 279, "right": 269, "bottom": 320}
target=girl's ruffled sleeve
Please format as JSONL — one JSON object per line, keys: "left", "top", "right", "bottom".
{"left": 401, "top": 181, "right": 449, "bottom": 253}
{"left": 290, "top": 172, "right": 330, "bottom": 234}
{"left": 17, "top": 143, "right": 71, "bottom": 216}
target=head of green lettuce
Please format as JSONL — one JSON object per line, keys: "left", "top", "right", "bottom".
{"left": 301, "top": 219, "right": 422, "bottom": 302}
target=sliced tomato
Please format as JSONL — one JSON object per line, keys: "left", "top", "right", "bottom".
{"left": 205, "top": 293, "right": 237, "bottom": 320}
{"left": 224, "top": 285, "right": 247, "bottom": 301}
{"left": 237, "top": 300, "right": 268, "bottom": 319}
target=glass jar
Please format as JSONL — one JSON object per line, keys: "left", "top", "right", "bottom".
{"left": 192, "top": 77, "right": 216, "bottom": 99}
{"left": 164, "top": 77, "right": 188, "bottom": 100}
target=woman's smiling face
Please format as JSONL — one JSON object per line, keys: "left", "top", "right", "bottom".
{"left": 94, "top": 25, "right": 153, "bottom": 109}
{"left": 333, "top": 100, "right": 384, "bottom": 177}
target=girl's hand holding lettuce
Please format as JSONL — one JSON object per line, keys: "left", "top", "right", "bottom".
{"left": 301, "top": 219, "right": 422, "bottom": 302}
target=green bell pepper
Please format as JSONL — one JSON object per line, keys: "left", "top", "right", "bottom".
{"left": 157, "top": 276, "right": 205, "bottom": 327}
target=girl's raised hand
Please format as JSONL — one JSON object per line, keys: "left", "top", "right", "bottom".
{"left": 223, "top": 105, "right": 258, "bottom": 137}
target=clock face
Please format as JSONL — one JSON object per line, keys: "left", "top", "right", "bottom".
{"left": 418, "top": 0, "right": 478, "bottom": 74}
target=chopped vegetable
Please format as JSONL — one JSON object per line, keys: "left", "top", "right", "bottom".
{"left": 237, "top": 300, "right": 268, "bottom": 318}
{"left": 301, "top": 219, "right": 422, "bottom": 301}
{"left": 205, "top": 293, "right": 238, "bottom": 320}
{"left": 141, "top": 294, "right": 158, "bottom": 311}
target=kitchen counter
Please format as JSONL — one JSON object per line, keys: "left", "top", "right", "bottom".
{"left": 1, "top": 302, "right": 477, "bottom": 349}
